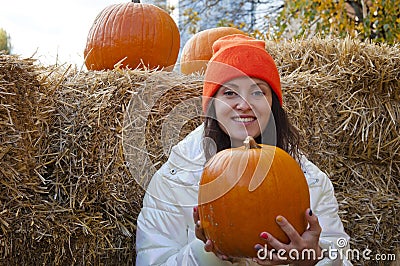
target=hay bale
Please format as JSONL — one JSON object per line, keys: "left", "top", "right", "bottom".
{"left": 0, "top": 55, "right": 60, "bottom": 263}
{"left": 1, "top": 36, "right": 399, "bottom": 265}
{"left": 268, "top": 37, "right": 399, "bottom": 163}
{"left": 1, "top": 56, "right": 145, "bottom": 265}
{"left": 122, "top": 71, "right": 203, "bottom": 188}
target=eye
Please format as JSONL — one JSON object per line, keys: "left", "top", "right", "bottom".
{"left": 252, "top": 90, "right": 265, "bottom": 96}
{"left": 223, "top": 90, "right": 237, "bottom": 97}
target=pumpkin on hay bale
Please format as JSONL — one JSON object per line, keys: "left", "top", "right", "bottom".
{"left": 84, "top": 0, "right": 180, "bottom": 71}
{"left": 180, "top": 27, "right": 246, "bottom": 75}
{"left": 0, "top": 35, "right": 399, "bottom": 265}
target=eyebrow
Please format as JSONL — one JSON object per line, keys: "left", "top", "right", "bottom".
{"left": 222, "top": 82, "right": 269, "bottom": 89}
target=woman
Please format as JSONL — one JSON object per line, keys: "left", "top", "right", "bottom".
{"left": 136, "top": 35, "right": 351, "bottom": 265}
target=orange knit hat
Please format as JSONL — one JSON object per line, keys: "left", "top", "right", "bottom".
{"left": 202, "top": 34, "right": 282, "bottom": 114}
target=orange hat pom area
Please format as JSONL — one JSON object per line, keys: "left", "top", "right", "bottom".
{"left": 202, "top": 34, "right": 282, "bottom": 114}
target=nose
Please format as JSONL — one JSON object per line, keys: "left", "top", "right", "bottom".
{"left": 235, "top": 96, "right": 251, "bottom": 110}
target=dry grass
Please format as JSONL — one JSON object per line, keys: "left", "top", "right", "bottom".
{"left": 0, "top": 36, "right": 399, "bottom": 265}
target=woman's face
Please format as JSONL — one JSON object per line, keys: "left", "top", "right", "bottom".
{"left": 213, "top": 77, "right": 273, "bottom": 147}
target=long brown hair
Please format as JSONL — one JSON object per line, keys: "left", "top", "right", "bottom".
{"left": 203, "top": 92, "right": 300, "bottom": 161}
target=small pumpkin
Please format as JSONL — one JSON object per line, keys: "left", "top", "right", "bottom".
{"left": 84, "top": 0, "right": 180, "bottom": 71}
{"left": 198, "top": 136, "right": 310, "bottom": 258}
{"left": 180, "top": 27, "right": 246, "bottom": 74}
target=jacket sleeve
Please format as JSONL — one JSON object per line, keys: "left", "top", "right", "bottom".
{"left": 135, "top": 164, "right": 233, "bottom": 266}
{"left": 303, "top": 158, "right": 353, "bottom": 266}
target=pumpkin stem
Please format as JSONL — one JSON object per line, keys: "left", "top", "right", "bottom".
{"left": 244, "top": 136, "right": 261, "bottom": 149}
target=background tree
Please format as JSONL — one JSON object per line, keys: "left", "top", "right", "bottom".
{"left": 145, "top": 0, "right": 399, "bottom": 46}
{"left": 177, "top": 0, "right": 283, "bottom": 37}
{"left": 0, "top": 28, "right": 12, "bottom": 54}
{"left": 275, "top": 0, "right": 400, "bottom": 44}
{"left": 144, "top": 0, "right": 283, "bottom": 49}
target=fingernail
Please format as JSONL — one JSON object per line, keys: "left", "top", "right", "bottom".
{"left": 260, "top": 232, "right": 268, "bottom": 239}
{"left": 309, "top": 209, "right": 313, "bottom": 216}
{"left": 276, "top": 216, "right": 283, "bottom": 223}
{"left": 196, "top": 220, "right": 201, "bottom": 227}
{"left": 254, "top": 244, "right": 263, "bottom": 250}
{"left": 193, "top": 206, "right": 198, "bottom": 212}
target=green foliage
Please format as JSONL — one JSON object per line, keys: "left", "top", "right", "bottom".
{"left": 162, "top": 0, "right": 398, "bottom": 45}
{"left": 275, "top": 0, "right": 400, "bottom": 44}
{"left": 0, "top": 28, "right": 11, "bottom": 54}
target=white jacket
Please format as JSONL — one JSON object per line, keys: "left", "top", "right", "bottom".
{"left": 136, "top": 125, "right": 352, "bottom": 266}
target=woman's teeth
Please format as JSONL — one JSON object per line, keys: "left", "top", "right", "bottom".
{"left": 233, "top": 117, "right": 255, "bottom": 123}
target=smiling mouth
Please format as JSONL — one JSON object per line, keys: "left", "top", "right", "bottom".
{"left": 233, "top": 117, "right": 256, "bottom": 123}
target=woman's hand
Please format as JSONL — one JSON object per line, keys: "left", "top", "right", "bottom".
{"left": 252, "top": 208, "right": 323, "bottom": 266}
{"left": 193, "top": 206, "right": 236, "bottom": 262}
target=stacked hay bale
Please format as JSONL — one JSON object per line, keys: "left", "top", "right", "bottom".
{"left": 0, "top": 56, "right": 60, "bottom": 263}
{"left": 0, "top": 58, "right": 146, "bottom": 264}
{"left": 0, "top": 36, "right": 399, "bottom": 265}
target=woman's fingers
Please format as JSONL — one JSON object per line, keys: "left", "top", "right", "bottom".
{"left": 194, "top": 206, "right": 235, "bottom": 262}
{"left": 204, "top": 239, "right": 213, "bottom": 252}
{"left": 193, "top": 206, "right": 207, "bottom": 242}
{"left": 204, "top": 240, "right": 229, "bottom": 260}
{"left": 305, "top": 208, "right": 322, "bottom": 236}
{"left": 258, "top": 231, "right": 285, "bottom": 252}
{"left": 253, "top": 210, "right": 323, "bottom": 265}
{"left": 262, "top": 210, "right": 321, "bottom": 250}
{"left": 274, "top": 215, "right": 303, "bottom": 246}
{"left": 192, "top": 206, "right": 199, "bottom": 223}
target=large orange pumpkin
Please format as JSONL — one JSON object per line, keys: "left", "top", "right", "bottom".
{"left": 180, "top": 27, "right": 246, "bottom": 74}
{"left": 198, "top": 136, "right": 310, "bottom": 258}
{"left": 84, "top": 0, "right": 180, "bottom": 71}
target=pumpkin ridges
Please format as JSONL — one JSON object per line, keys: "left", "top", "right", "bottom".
{"left": 273, "top": 150, "right": 309, "bottom": 237}
{"left": 164, "top": 9, "right": 180, "bottom": 68}
{"left": 247, "top": 146, "right": 274, "bottom": 191}
{"left": 107, "top": 4, "right": 124, "bottom": 67}
{"left": 154, "top": 5, "right": 169, "bottom": 67}
{"left": 102, "top": 4, "right": 118, "bottom": 67}
{"left": 86, "top": 4, "right": 120, "bottom": 69}
{"left": 139, "top": 3, "right": 179, "bottom": 69}
{"left": 136, "top": 3, "right": 146, "bottom": 68}
{"left": 148, "top": 5, "right": 158, "bottom": 67}
{"left": 84, "top": 2, "right": 179, "bottom": 70}
{"left": 166, "top": 14, "right": 179, "bottom": 68}
{"left": 119, "top": 5, "right": 133, "bottom": 62}
{"left": 118, "top": 5, "right": 129, "bottom": 67}
{"left": 198, "top": 139, "right": 310, "bottom": 257}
